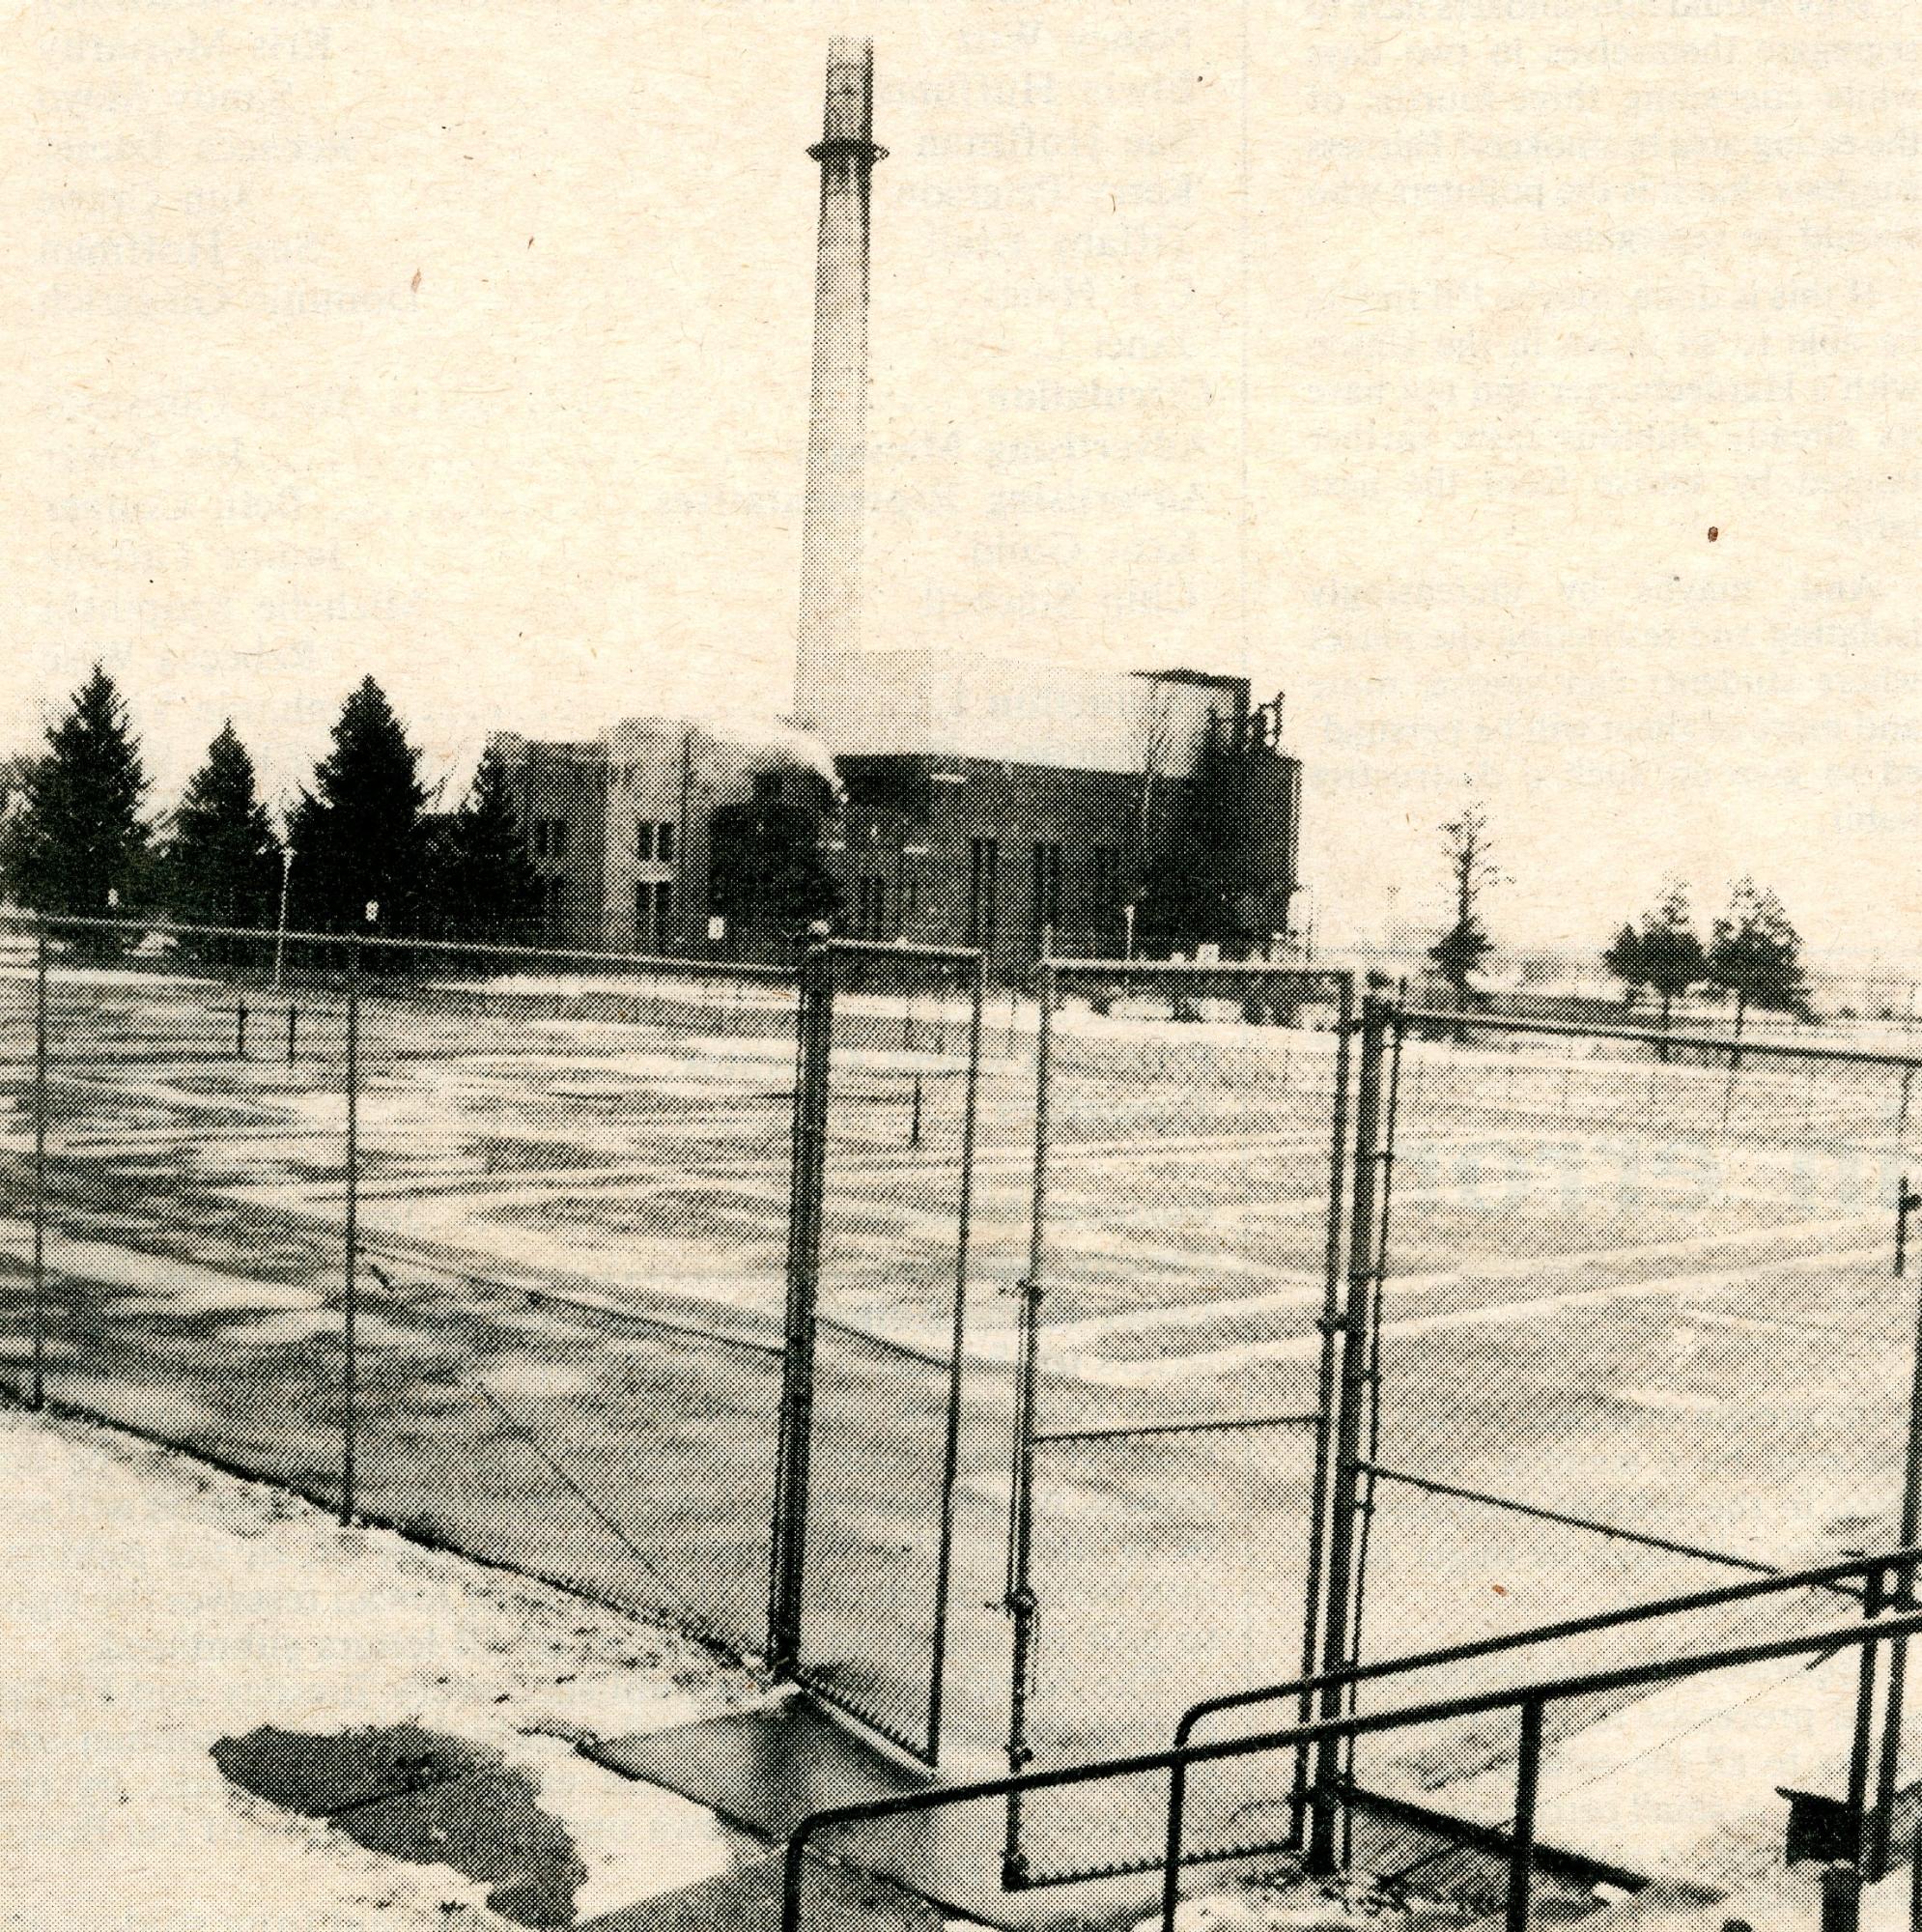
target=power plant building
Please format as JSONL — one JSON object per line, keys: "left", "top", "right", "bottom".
{"left": 493, "top": 40, "right": 1302, "bottom": 971}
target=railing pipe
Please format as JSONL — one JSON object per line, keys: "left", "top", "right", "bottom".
{"left": 1849, "top": 1563, "right": 1885, "bottom": 1861}
{"left": 1002, "top": 953, "right": 1055, "bottom": 1886}
{"left": 778, "top": 1604, "right": 1922, "bottom": 1932}
{"left": 1871, "top": 1285, "right": 1922, "bottom": 1875}
{"left": 769, "top": 943, "right": 833, "bottom": 1669}
{"left": 0, "top": 910, "right": 796, "bottom": 977}
{"left": 1159, "top": 1749, "right": 1189, "bottom": 1932}
{"left": 925, "top": 950, "right": 986, "bottom": 1762}
{"left": 1396, "top": 1005, "right": 1922, "bottom": 1073}
{"left": 1176, "top": 1540, "right": 1905, "bottom": 1754}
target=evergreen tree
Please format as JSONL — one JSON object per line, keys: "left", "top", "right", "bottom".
{"left": 160, "top": 724, "right": 283, "bottom": 953}
{"left": 434, "top": 747, "right": 542, "bottom": 944}
{"left": 287, "top": 678, "right": 430, "bottom": 938}
{"left": 8, "top": 667, "right": 152, "bottom": 952}
{"left": 1606, "top": 883, "right": 1708, "bottom": 1058}
{"left": 1636, "top": 883, "right": 1708, "bottom": 1049}
{"left": 1708, "top": 879, "right": 1811, "bottom": 1031}
{"left": 1601, "top": 923, "right": 1646, "bottom": 1005}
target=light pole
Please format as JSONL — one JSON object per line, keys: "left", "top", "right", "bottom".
{"left": 272, "top": 846, "right": 293, "bottom": 992}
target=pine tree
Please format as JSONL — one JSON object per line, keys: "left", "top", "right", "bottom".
{"left": 1601, "top": 923, "right": 1646, "bottom": 1005}
{"left": 9, "top": 667, "right": 152, "bottom": 952}
{"left": 1636, "top": 883, "right": 1708, "bottom": 1050}
{"left": 434, "top": 747, "right": 542, "bottom": 944}
{"left": 287, "top": 678, "right": 430, "bottom": 938}
{"left": 160, "top": 724, "right": 283, "bottom": 955}
{"left": 1709, "top": 879, "right": 1811, "bottom": 1031}
{"left": 1605, "top": 883, "right": 1707, "bottom": 1058}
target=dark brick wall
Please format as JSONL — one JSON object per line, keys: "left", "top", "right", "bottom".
{"left": 834, "top": 749, "right": 1300, "bottom": 972}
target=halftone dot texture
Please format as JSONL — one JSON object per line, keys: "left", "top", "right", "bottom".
{"left": 10, "top": 917, "right": 1922, "bottom": 1926}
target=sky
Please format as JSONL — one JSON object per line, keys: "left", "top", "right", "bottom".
{"left": 7, "top": 0, "right": 1918, "bottom": 964}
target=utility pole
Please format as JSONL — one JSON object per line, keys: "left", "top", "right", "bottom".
{"left": 272, "top": 845, "right": 293, "bottom": 992}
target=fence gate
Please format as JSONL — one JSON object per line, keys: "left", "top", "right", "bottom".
{"left": 770, "top": 940, "right": 986, "bottom": 1765}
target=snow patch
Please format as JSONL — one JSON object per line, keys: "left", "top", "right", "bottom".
{"left": 0, "top": 1221, "right": 325, "bottom": 1312}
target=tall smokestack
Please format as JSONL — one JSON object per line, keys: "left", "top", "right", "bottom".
{"left": 794, "top": 38, "right": 885, "bottom": 730}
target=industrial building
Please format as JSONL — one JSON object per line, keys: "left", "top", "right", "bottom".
{"left": 494, "top": 40, "right": 1301, "bottom": 972}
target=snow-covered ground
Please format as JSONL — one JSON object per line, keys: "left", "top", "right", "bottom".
{"left": 0, "top": 1404, "right": 759, "bottom": 1931}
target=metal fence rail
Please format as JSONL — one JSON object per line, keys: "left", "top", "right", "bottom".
{"left": 778, "top": 1562, "right": 1922, "bottom": 1932}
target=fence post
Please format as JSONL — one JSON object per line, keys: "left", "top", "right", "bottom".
{"left": 769, "top": 943, "right": 833, "bottom": 1672}
{"left": 1309, "top": 980, "right": 1390, "bottom": 1878}
{"left": 1003, "top": 954, "right": 1055, "bottom": 1889}
{"left": 926, "top": 950, "right": 987, "bottom": 1764}
{"left": 1293, "top": 972, "right": 1355, "bottom": 1845}
{"left": 30, "top": 919, "right": 49, "bottom": 1411}
{"left": 236, "top": 997, "right": 248, "bottom": 1058}
{"left": 341, "top": 938, "right": 359, "bottom": 1524}
{"left": 1848, "top": 1562, "right": 1883, "bottom": 1873}
{"left": 1506, "top": 1696, "right": 1545, "bottom": 1932}
{"left": 1821, "top": 1861, "right": 1862, "bottom": 1932}
{"left": 287, "top": 1005, "right": 298, "bottom": 1065}
{"left": 1871, "top": 1288, "right": 1922, "bottom": 1877}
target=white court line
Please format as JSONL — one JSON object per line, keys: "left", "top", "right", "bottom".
{"left": 1042, "top": 1243, "right": 1889, "bottom": 1387}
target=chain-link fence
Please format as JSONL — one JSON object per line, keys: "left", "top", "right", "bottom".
{"left": 1338, "top": 997, "right": 1922, "bottom": 1836}
{"left": 775, "top": 941, "right": 992, "bottom": 1765}
{"left": 19, "top": 911, "right": 1922, "bottom": 1918}
{"left": 0, "top": 913, "right": 800, "bottom": 1655}
{"left": 1001, "top": 960, "right": 1356, "bottom": 1887}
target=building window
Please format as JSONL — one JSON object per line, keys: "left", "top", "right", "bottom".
{"left": 637, "top": 822, "right": 674, "bottom": 865}
{"left": 636, "top": 879, "right": 672, "bottom": 952}
{"left": 543, "top": 875, "right": 572, "bottom": 937}
{"left": 657, "top": 821, "right": 674, "bottom": 867}
{"left": 638, "top": 823, "right": 654, "bottom": 862}
{"left": 856, "top": 875, "right": 888, "bottom": 939}
{"left": 967, "top": 838, "right": 999, "bottom": 948}
{"left": 532, "top": 816, "right": 570, "bottom": 860}
{"left": 1031, "top": 840, "right": 1062, "bottom": 942}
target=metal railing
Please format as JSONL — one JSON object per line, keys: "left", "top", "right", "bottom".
{"left": 968, "top": 1541, "right": 1895, "bottom": 1894}
{"left": 779, "top": 1570, "right": 1922, "bottom": 1932}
